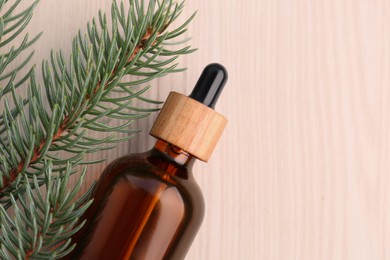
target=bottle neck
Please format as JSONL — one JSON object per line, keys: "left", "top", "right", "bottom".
{"left": 153, "top": 139, "right": 196, "bottom": 168}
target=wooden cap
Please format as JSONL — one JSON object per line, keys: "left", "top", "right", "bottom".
{"left": 150, "top": 92, "right": 227, "bottom": 162}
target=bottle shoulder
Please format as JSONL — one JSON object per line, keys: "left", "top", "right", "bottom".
{"left": 100, "top": 149, "right": 187, "bottom": 181}
{"left": 97, "top": 150, "right": 204, "bottom": 207}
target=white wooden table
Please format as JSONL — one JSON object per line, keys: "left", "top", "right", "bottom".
{"left": 15, "top": 0, "right": 390, "bottom": 259}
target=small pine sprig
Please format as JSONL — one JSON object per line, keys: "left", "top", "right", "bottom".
{"left": 0, "top": 0, "right": 41, "bottom": 131}
{"left": 0, "top": 0, "right": 41, "bottom": 100}
{"left": 0, "top": 162, "right": 93, "bottom": 259}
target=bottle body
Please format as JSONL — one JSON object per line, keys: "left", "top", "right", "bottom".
{"left": 69, "top": 140, "right": 205, "bottom": 259}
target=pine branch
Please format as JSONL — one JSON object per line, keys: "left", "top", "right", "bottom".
{"left": 0, "top": 0, "right": 195, "bottom": 257}
{"left": 0, "top": 0, "right": 195, "bottom": 201}
{"left": 3, "top": 25, "right": 155, "bottom": 191}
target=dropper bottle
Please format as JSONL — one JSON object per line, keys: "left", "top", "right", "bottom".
{"left": 67, "top": 63, "right": 228, "bottom": 260}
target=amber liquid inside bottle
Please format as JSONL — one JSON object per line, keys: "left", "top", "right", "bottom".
{"left": 66, "top": 140, "right": 205, "bottom": 260}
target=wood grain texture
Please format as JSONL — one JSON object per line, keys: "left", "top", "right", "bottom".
{"left": 150, "top": 92, "right": 227, "bottom": 162}
{"left": 11, "top": 0, "right": 390, "bottom": 259}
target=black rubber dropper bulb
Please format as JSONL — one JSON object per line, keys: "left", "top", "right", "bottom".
{"left": 189, "top": 63, "right": 228, "bottom": 109}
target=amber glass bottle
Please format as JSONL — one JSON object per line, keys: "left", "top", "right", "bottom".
{"left": 66, "top": 64, "right": 228, "bottom": 259}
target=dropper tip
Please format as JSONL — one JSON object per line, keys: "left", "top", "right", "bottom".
{"left": 189, "top": 63, "right": 228, "bottom": 109}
